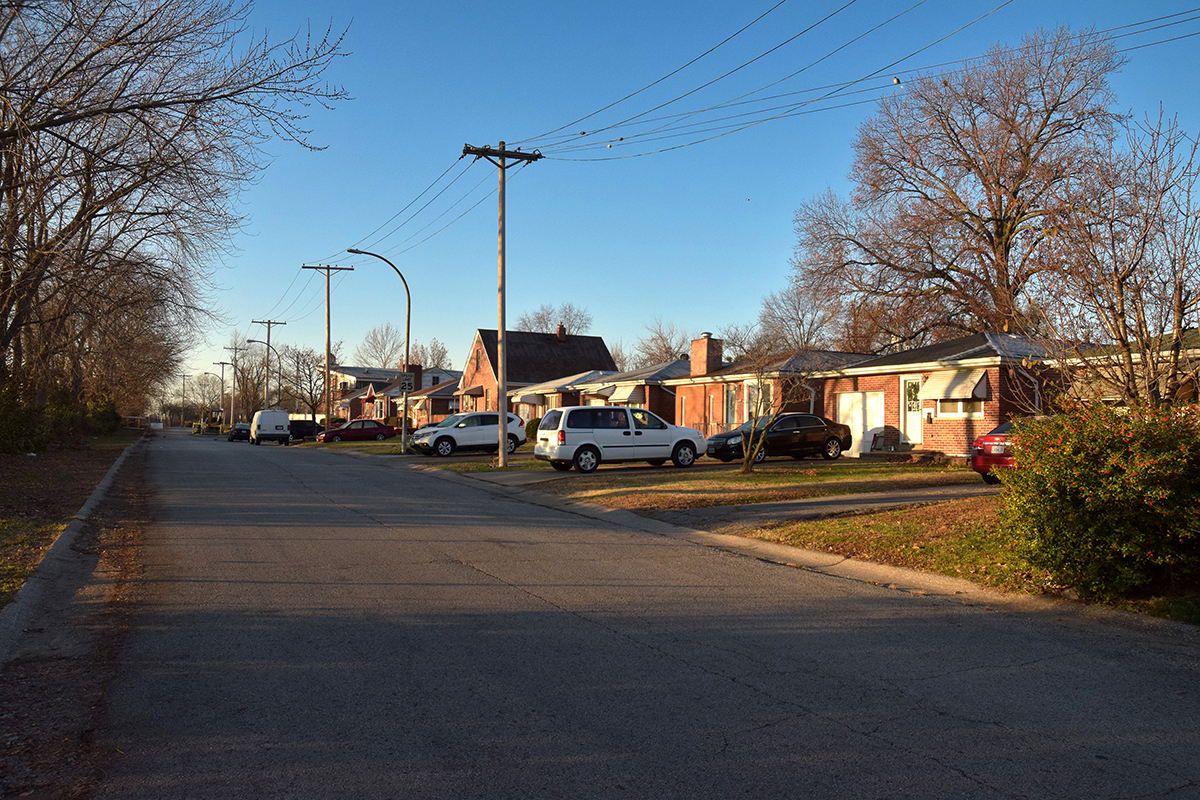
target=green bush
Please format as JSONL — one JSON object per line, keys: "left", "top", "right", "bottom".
{"left": 0, "top": 390, "right": 48, "bottom": 453}
{"left": 1000, "top": 403, "right": 1200, "bottom": 598}
{"left": 525, "top": 417, "right": 541, "bottom": 442}
{"left": 86, "top": 395, "right": 121, "bottom": 434}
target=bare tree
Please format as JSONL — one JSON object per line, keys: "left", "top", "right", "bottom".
{"left": 0, "top": 0, "right": 347, "bottom": 416}
{"left": 280, "top": 344, "right": 327, "bottom": 421}
{"left": 633, "top": 317, "right": 692, "bottom": 368}
{"left": 409, "top": 337, "right": 452, "bottom": 370}
{"left": 515, "top": 302, "right": 593, "bottom": 335}
{"left": 352, "top": 322, "right": 405, "bottom": 369}
{"left": 793, "top": 27, "right": 1124, "bottom": 340}
{"left": 607, "top": 339, "right": 633, "bottom": 372}
{"left": 1038, "top": 113, "right": 1200, "bottom": 405}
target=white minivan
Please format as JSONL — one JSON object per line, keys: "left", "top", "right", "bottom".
{"left": 250, "top": 409, "right": 292, "bottom": 446}
{"left": 534, "top": 405, "right": 705, "bottom": 473}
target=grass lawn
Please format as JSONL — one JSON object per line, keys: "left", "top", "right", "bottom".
{"left": 0, "top": 430, "right": 141, "bottom": 610}
{"left": 534, "top": 459, "right": 981, "bottom": 511}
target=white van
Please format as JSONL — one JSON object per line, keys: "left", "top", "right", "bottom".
{"left": 251, "top": 410, "right": 292, "bottom": 446}
{"left": 534, "top": 405, "right": 705, "bottom": 473}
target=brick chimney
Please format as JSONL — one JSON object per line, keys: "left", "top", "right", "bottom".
{"left": 556, "top": 323, "right": 567, "bottom": 342}
{"left": 690, "top": 332, "right": 723, "bottom": 377}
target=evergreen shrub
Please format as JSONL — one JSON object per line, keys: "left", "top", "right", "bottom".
{"left": 1000, "top": 402, "right": 1200, "bottom": 598}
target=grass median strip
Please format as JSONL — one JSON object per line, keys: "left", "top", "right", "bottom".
{"left": 534, "top": 460, "right": 980, "bottom": 511}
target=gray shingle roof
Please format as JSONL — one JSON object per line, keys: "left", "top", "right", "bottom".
{"left": 475, "top": 330, "right": 617, "bottom": 384}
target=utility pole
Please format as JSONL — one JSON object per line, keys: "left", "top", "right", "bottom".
{"left": 224, "top": 344, "right": 242, "bottom": 424}
{"left": 302, "top": 264, "right": 353, "bottom": 426}
{"left": 462, "top": 141, "right": 543, "bottom": 467}
{"left": 251, "top": 319, "right": 286, "bottom": 410}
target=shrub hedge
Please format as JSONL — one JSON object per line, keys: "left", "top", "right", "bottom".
{"left": 1000, "top": 402, "right": 1200, "bottom": 599}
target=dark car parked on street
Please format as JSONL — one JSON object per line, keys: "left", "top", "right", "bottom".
{"left": 706, "top": 413, "right": 852, "bottom": 463}
{"left": 289, "top": 419, "right": 325, "bottom": 441}
{"left": 227, "top": 422, "right": 251, "bottom": 442}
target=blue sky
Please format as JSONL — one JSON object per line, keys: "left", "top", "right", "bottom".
{"left": 189, "top": 0, "right": 1200, "bottom": 376}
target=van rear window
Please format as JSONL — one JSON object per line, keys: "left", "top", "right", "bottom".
{"left": 539, "top": 410, "right": 562, "bottom": 430}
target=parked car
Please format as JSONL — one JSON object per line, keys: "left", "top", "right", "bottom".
{"left": 706, "top": 413, "right": 852, "bottom": 463}
{"left": 290, "top": 419, "right": 325, "bottom": 440}
{"left": 250, "top": 410, "right": 292, "bottom": 446}
{"left": 534, "top": 405, "right": 705, "bottom": 473}
{"left": 410, "top": 412, "right": 525, "bottom": 457}
{"left": 227, "top": 422, "right": 251, "bottom": 442}
{"left": 317, "top": 419, "right": 397, "bottom": 443}
{"left": 970, "top": 421, "right": 1016, "bottom": 484}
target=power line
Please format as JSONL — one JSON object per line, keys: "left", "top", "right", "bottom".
{"left": 509, "top": 0, "right": 796, "bottom": 146}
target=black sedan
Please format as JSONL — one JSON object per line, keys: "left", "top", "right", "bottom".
{"left": 706, "top": 413, "right": 852, "bottom": 462}
{"left": 227, "top": 422, "right": 252, "bottom": 442}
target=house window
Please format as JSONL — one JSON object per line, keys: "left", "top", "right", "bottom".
{"left": 936, "top": 399, "right": 983, "bottom": 418}
{"left": 723, "top": 383, "right": 736, "bottom": 423}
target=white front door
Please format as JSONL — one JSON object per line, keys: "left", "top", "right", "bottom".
{"left": 838, "top": 391, "right": 886, "bottom": 456}
{"left": 901, "top": 377, "right": 922, "bottom": 444}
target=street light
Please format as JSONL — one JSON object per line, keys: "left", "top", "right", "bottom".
{"left": 214, "top": 361, "right": 232, "bottom": 426}
{"left": 248, "top": 339, "right": 283, "bottom": 410}
{"left": 347, "top": 248, "right": 411, "bottom": 455}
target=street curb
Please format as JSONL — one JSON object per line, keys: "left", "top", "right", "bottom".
{"left": 0, "top": 435, "right": 145, "bottom": 665}
{"left": 407, "top": 463, "right": 1200, "bottom": 648}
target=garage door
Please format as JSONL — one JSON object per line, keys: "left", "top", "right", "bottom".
{"left": 837, "top": 391, "right": 885, "bottom": 457}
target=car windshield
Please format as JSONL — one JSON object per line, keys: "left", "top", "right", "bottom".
{"left": 435, "top": 414, "right": 466, "bottom": 428}
{"left": 987, "top": 421, "right": 1016, "bottom": 436}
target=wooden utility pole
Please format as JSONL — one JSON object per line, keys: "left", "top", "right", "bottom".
{"left": 462, "top": 141, "right": 543, "bottom": 467}
{"left": 303, "top": 264, "right": 353, "bottom": 425}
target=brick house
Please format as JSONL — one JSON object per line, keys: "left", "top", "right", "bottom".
{"left": 666, "top": 331, "right": 1052, "bottom": 457}
{"left": 455, "top": 327, "right": 617, "bottom": 415}
{"left": 664, "top": 333, "right": 872, "bottom": 437}
{"left": 407, "top": 379, "right": 461, "bottom": 429}
{"left": 813, "top": 333, "right": 1051, "bottom": 457}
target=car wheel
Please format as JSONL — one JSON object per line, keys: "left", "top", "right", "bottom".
{"left": 507, "top": 434, "right": 520, "bottom": 454}
{"left": 573, "top": 446, "right": 600, "bottom": 473}
{"left": 550, "top": 460, "right": 572, "bottom": 472}
{"left": 331, "top": 434, "right": 342, "bottom": 443}
{"left": 252, "top": 437, "right": 259, "bottom": 446}
{"left": 646, "top": 458, "right": 667, "bottom": 467}
{"left": 752, "top": 447, "right": 766, "bottom": 464}
{"left": 822, "top": 438, "right": 842, "bottom": 460}
{"left": 672, "top": 442, "right": 697, "bottom": 468}
{"left": 718, "top": 457, "right": 732, "bottom": 463}
{"left": 981, "top": 471, "right": 1001, "bottom": 485}
{"left": 282, "top": 438, "right": 288, "bottom": 446}
{"left": 434, "top": 437, "right": 455, "bottom": 457}
{"left": 375, "top": 433, "right": 386, "bottom": 441}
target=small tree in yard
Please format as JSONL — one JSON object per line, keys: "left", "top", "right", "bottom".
{"left": 1000, "top": 402, "right": 1200, "bottom": 599}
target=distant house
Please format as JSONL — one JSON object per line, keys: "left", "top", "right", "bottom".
{"left": 456, "top": 327, "right": 617, "bottom": 415}
{"left": 506, "top": 369, "right": 618, "bottom": 423}
{"left": 406, "top": 379, "right": 462, "bottom": 429}
{"left": 329, "top": 365, "right": 408, "bottom": 398}
{"left": 572, "top": 359, "right": 694, "bottom": 424}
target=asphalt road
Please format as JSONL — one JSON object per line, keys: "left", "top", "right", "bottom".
{"left": 92, "top": 430, "right": 1200, "bottom": 799}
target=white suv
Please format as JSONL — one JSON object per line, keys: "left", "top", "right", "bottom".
{"left": 534, "top": 406, "right": 705, "bottom": 473}
{"left": 411, "top": 412, "right": 525, "bottom": 457}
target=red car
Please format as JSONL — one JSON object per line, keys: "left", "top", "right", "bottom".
{"left": 970, "top": 421, "right": 1016, "bottom": 484}
{"left": 317, "top": 419, "right": 397, "bottom": 443}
